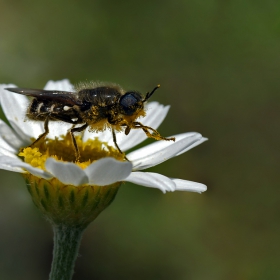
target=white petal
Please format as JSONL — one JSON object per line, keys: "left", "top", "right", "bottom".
{"left": 0, "top": 85, "right": 44, "bottom": 143}
{"left": 44, "top": 79, "right": 74, "bottom": 91}
{"left": 116, "top": 102, "right": 170, "bottom": 151}
{"left": 0, "top": 147, "right": 18, "bottom": 158}
{"left": 172, "top": 179, "right": 207, "bottom": 193}
{"left": 176, "top": 137, "right": 208, "bottom": 156}
{"left": 46, "top": 121, "right": 73, "bottom": 139}
{"left": 0, "top": 120, "right": 23, "bottom": 150}
{"left": 143, "top": 102, "right": 170, "bottom": 131}
{"left": 127, "top": 132, "right": 204, "bottom": 170}
{"left": 85, "top": 157, "right": 132, "bottom": 186}
{"left": 0, "top": 156, "right": 52, "bottom": 179}
{"left": 0, "top": 136, "right": 17, "bottom": 152}
{"left": 0, "top": 155, "right": 24, "bottom": 172}
{"left": 0, "top": 164, "right": 23, "bottom": 173}
{"left": 125, "top": 172, "right": 176, "bottom": 193}
{"left": 45, "top": 158, "right": 88, "bottom": 186}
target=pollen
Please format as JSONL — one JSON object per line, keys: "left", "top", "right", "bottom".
{"left": 19, "top": 134, "right": 125, "bottom": 171}
{"left": 19, "top": 147, "right": 47, "bottom": 169}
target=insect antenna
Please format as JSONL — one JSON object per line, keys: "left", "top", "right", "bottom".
{"left": 143, "top": 84, "right": 160, "bottom": 102}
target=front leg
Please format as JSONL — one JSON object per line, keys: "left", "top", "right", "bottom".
{"left": 131, "top": 121, "right": 175, "bottom": 142}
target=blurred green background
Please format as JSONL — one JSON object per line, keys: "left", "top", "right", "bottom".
{"left": 0, "top": 0, "right": 279, "bottom": 279}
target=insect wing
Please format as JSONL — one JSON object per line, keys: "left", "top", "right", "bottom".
{"left": 5, "top": 88, "right": 83, "bottom": 106}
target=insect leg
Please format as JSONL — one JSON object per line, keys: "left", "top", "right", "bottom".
{"left": 30, "top": 116, "right": 50, "bottom": 147}
{"left": 131, "top": 122, "right": 175, "bottom": 141}
{"left": 69, "top": 123, "right": 88, "bottom": 161}
{"left": 124, "top": 126, "right": 131, "bottom": 135}
{"left": 112, "top": 129, "right": 129, "bottom": 161}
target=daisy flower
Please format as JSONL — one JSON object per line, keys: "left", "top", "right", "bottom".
{"left": 0, "top": 79, "right": 207, "bottom": 280}
{"left": 0, "top": 79, "right": 207, "bottom": 194}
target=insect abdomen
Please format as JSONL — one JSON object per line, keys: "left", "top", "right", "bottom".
{"left": 28, "top": 98, "right": 63, "bottom": 120}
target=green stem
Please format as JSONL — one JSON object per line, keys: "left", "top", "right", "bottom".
{"left": 49, "top": 225, "right": 84, "bottom": 280}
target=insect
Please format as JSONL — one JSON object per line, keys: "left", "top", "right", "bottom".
{"left": 5, "top": 82, "right": 175, "bottom": 160}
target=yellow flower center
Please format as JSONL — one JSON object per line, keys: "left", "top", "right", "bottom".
{"left": 19, "top": 134, "right": 125, "bottom": 170}
{"left": 19, "top": 134, "right": 125, "bottom": 227}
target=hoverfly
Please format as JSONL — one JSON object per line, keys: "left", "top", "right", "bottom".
{"left": 5, "top": 82, "right": 175, "bottom": 160}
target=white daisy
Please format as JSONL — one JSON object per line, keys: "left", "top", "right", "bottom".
{"left": 0, "top": 79, "right": 207, "bottom": 195}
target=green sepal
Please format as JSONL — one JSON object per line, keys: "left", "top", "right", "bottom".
{"left": 24, "top": 174, "right": 121, "bottom": 228}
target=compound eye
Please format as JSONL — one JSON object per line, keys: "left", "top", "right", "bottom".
{"left": 120, "top": 91, "right": 142, "bottom": 115}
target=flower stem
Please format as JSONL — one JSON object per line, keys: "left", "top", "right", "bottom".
{"left": 49, "top": 224, "right": 84, "bottom": 280}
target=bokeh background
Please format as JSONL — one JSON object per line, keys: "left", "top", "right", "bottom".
{"left": 0, "top": 1, "right": 279, "bottom": 279}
